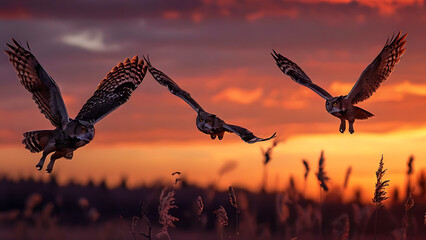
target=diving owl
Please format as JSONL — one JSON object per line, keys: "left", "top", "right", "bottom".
{"left": 272, "top": 32, "right": 406, "bottom": 133}
{"left": 144, "top": 57, "right": 275, "bottom": 143}
{"left": 5, "top": 39, "right": 147, "bottom": 172}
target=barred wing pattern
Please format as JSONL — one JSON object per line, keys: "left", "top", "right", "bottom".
{"left": 223, "top": 124, "right": 276, "bottom": 144}
{"left": 272, "top": 50, "right": 332, "bottom": 100}
{"left": 5, "top": 39, "right": 69, "bottom": 129}
{"left": 144, "top": 57, "right": 204, "bottom": 113}
{"left": 348, "top": 32, "right": 407, "bottom": 104}
{"left": 76, "top": 56, "right": 147, "bottom": 124}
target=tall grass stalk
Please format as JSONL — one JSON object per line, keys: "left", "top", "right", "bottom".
{"left": 214, "top": 205, "right": 228, "bottom": 240}
{"left": 372, "top": 155, "right": 389, "bottom": 240}
{"left": 228, "top": 186, "right": 239, "bottom": 239}
{"left": 302, "top": 160, "right": 310, "bottom": 195}
{"left": 316, "top": 150, "right": 329, "bottom": 237}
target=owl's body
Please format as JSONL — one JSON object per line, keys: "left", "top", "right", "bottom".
{"left": 272, "top": 32, "right": 406, "bottom": 133}
{"left": 196, "top": 111, "right": 226, "bottom": 140}
{"left": 22, "top": 120, "right": 94, "bottom": 172}
{"left": 324, "top": 96, "right": 374, "bottom": 133}
{"left": 5, "top": 39, "right": 147, "bottom": 172}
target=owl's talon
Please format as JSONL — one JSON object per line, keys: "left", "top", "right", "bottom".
{"left": 36, "top": 165, "right": 42, "bottom": 170}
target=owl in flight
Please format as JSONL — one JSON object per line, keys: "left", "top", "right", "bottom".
{"left": 5, "top": 39, "right": 147, "bottom": 172}
{"left": 272, "top": 32, "right": 406, "bottom": 133}
{"left": 144, "top": 57, "right": 275, "bottom": 143}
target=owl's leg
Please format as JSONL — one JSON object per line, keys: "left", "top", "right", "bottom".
{"left": 46, "top": 152, "right": 64, "bottom": 173}
{"left": 36, "top": 143, "right": 55, "bottom": 170}
{"left": 348, "top": 119, "right": 355, "bottom": 134}
{"left": 36, "top": 152, "right": 48, "bottom": 170}
{"left": 210, "top": 134, "right": 216, "bottom": 140}
{"left": 339, "top": 118, "right": 346, "bottom": 133}
{"left": 217, "top": 131, "right": 224, "bottom": 140}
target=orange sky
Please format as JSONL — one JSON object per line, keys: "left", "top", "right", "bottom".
{"left": 1, "top": 0, "right": 426, "bottom": 203}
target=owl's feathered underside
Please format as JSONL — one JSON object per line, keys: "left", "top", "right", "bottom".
{"left": 5, "top": 40, "right": 69, "bottom": 129}
{"left": 76, "top": 56, "right": 147, "bottom": 124}
{"left": 271, "top": 50, "right": 332, "bottom": 100}
{"left": 348, "top": 32, "right": 407, "bottom": 104}
{"left": 144, "top": 57, "right": 275, "bottom": 143}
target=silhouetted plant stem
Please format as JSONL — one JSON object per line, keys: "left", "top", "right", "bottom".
{"left": 374, "top": 202, "right": 378, "bottom": 240}
{"left": 319, "top": 188, "right": 323, "bottom": 237}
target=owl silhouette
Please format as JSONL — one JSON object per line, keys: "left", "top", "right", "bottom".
{"left": 5, "top": 40, "right": 147, "bottom": 172}
{"left": 144, "top": 57, "right": 275, "bottom": 143}
{"left": 272, "top": 32, "right": 406, "bottom": 133}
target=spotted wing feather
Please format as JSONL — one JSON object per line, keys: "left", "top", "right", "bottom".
{"left": 76, "top": 56, "right": 147, "bottom": 123}
{"left": 272, "top": 50, "right": 332, "bottom": 100}
{"left": 347, "top": 32, "right": 407, "bottom": 104}
{"left": 144, "top": 56, "right": 204, "bottom": 113}
{"left": 5, "top": 39, "right": 69, "bottom": 129}
{"left": 223, "top": 123, "right": 276, "bottom": 144}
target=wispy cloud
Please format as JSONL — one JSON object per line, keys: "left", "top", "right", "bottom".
{"left": 61, "top": 31, "right": 121, "bottom": 52}
{"left": 330, "top": 80, "right": 426, "bottom": 102}
{"left": 212, "top": 87, "right": 263, "bottom": 104}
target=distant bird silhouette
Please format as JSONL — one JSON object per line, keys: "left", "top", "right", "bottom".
{"left": 272, "top": 32, "right": 406, "bottom": 133}
{"left": 144, "top": 57, "right": 275, "bottom": 143}
{"left": 5, "top": 39, "right": 147, "bottom": 172}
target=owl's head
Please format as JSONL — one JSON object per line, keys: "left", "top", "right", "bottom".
{"left": 325, "top": 96, "right": 343, "bottom": 113}
{"left": 196, "top": 111, "right": 225, "bottom": 139}
{"left": 196, "top": 111, "right": 216, "bottom": 134}
{"left": 65, "top": 120, "right": 95, "bottom": 143}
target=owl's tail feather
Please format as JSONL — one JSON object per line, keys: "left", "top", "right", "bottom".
{"left": 22, "top": 130, "right": 52, "bottom": 153}
{"left": 353, "top": 106, "right": 374, "bottom": 120}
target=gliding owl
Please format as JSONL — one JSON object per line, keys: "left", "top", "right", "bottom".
{"left": 144, "top": 57, "right": 275, "bottom": 143}
{"left": 5, "top": 39, "right": 147, "bottom": 172}
{"left": 272, "top": 32, "right": 406, "bottom": 134}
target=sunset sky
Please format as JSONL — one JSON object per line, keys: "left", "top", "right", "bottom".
{"left": 1, "top": 0, "right": 426, "bottom": 202}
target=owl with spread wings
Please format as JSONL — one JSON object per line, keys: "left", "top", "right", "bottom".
{"left": 144, "top": 57, "right": 275, "bottom": 143}
{"left": 5, "top": 40, "right": 147, "bottom": 172}
{"left": 272, "top": 32, "right": 406, "bottom": 134}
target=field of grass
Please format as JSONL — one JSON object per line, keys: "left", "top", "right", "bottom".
{"left": 0, "top": 153, "right": 425, "bottom": 240}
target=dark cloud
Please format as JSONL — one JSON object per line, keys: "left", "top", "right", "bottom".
{"left": 0, "top": 0, "right": 424, "bottom": 21}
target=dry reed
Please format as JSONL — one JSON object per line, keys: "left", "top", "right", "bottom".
{"left": 372, "top": 155, "right": 390, "bottom": 208}
{"left": 343, "top": 166, "right": 352, "bottom": 189}
{"left": 214, "top": 205, "right": 228, "bottom": 226}
{"left": 372, "top": 155, "right": 389, "bottom": 240}
{"left": 316, "top": 151, "right": 330, "bottom": 192}
{"left": 214, "top": 205, "right": 228, "bottom": 240}
{"left": 157, "top": 188, "right": 179, "bottom": 239}
{"left": 302, "top": 160, "right": 310, "bottom": 180}
{"left": 331, "top": 214, "right": 350, "bottom": 240}
{"left": 196, "top": 196, "right": 204, "bottom": 216}
{"left": 228, "top": 186, "right": 238, "bottom": 209}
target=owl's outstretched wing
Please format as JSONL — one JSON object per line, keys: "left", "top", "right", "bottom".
{"left": 347, "top": 32, "right": 407, "bottom": 104}
{"left": 76, "top": 56, "right": 147, "bottom": 124}
{"left": 144, "top": 56, "right": 204, "bottom": 113}
{"left": 5, "top": 39, "right": 69, "bottom": 129}
{"left": 272, "top": 50, "right": 332, "bottom": 100}
{"left": 223, "top": 123, "right": 276, "bottom": 144}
